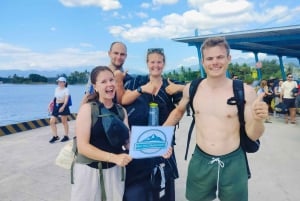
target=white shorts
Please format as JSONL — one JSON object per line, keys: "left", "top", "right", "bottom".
{"left": 71, "top": 163, "right": 125, "bottom": 201}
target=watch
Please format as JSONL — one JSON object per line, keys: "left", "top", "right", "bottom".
{"left": 137, "top": 86, "right": 143, "bottom": 94}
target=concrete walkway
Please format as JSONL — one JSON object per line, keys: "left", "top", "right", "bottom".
{"left": 0, "top": 114, "right": 299, "bottom": 201}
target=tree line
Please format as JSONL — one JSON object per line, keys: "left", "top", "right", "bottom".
{"left": 0, "top": 60, "right": 298, "bottom": 84}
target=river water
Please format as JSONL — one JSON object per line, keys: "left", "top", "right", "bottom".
{"left": 0, "top": 84, "right": 86, "bottom": 126}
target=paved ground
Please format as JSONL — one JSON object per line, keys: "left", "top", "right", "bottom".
{"left": 0, "top": 114, "right": 299, "bottom": 201}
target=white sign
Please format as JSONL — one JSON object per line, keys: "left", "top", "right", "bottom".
{"left": 129, "top": 126, "right": 174, "bottom": 159}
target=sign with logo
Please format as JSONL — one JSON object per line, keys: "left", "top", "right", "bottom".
{"left": 129, "top": 126, "right": 174, "bottom": 159}
{"left": 256, "top": 61, "right": 262, "bottom": 69}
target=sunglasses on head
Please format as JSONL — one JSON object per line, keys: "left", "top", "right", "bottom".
{"left": 147, "top": 48, "right": 164, "bottom": 54}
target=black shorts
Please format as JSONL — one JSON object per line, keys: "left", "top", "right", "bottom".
{"left": 52, "top": 103, "right": 70, "bottom": 117}
{"left": 283, "top": 98, "right": 296, "bottom": 109}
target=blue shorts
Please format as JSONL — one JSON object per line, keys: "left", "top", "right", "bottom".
{"left": 186, "top": 145, "right": 248, "bottom": 201}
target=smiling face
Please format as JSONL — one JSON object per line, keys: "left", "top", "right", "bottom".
{"left": 108, "top": 42, "right": 127, "bottom": 71}
{"left": 147, "top": 52, "right": 165, "bottom": 77}
{"left": 202, "top": 45, "right": 231, "bottom": 78}
{"left": 93, "top": 69, "right": 116, "bottom": 102}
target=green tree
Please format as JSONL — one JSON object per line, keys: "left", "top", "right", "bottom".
{"left": 29, "top": 74, "right": 47, "bottom": 83}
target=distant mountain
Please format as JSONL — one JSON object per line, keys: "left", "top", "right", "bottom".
{"left": 0, "top": 66, "right": 147, "bottom": 78}
{"left": 0, "top": 67, "right": 94, "bottom": 78}
{"left": 1, "top": 57, "right": 298, "bottom": 78}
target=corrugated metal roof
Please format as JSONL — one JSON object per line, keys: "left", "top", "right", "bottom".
{"left": 173, "top": 25, "right": 300, "bottom": 58}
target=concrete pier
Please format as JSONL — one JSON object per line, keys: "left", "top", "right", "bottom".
{"left": 0, "top": 114, "right": 299, "bottom": 201}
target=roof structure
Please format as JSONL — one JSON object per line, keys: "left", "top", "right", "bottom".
{"left": 173, "top": 25, "right": 300, "bottom": 59}
{"left": 172, "top": 25, "right": 300, "bottom": 79}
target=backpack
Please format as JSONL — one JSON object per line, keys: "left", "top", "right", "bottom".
{"left": 67, "top": 95, "right": 72, "bottom": 107}
{"left": 72, "top": 101, "right": 126, "bottom": 164}
{"left": 185, "top": 78, "right": 260, "bottom": 157}
{"left": 71, "top": 102, "right": 127, "bottom": 201}
{"left": 90, "top": 101, "right": 125, "bottom": 127}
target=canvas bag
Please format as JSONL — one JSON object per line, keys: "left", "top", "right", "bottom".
{"left": 55, "top": 140, "right": 75, "bottom": 169}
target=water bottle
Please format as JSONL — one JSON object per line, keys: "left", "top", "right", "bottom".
{"left": 148, "top": 102, "right": 159, "bottom": 126}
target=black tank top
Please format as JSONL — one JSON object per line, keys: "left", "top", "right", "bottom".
{"left": 88, "top": 104, "right": 124, "bottom": 169}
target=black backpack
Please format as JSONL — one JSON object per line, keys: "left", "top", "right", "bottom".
{"left": 185, "top": 78, "right": 260, "bottom": 178}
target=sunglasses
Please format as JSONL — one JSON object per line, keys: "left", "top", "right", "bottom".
{"left": 147, "top": 48, "right": 164, "bottom": 54}
{"left": 288, "top": 76, "right": 293, "bottom": 78}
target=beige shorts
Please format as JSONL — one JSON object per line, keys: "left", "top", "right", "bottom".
{"left": 71, "top": 163, "right": 125, "bottom": 201}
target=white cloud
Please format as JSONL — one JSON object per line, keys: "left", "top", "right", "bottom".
{"left": 109, "top": 0, "right": 298, "bottom": 42}
{"left": 59, "top": 0, "right": 121, "bottom": 11}
{"left": 202, "top": 0, "right": 252, "bottom": 16}
{"left": 50, "top": 27, "right": 56, "bottom": 32}
{"left": 0, "top": 43, "right": 107, "bottom": 70}
{"left": 136, "top": 12, "right": 148, "bottom": 19}
{"left": 183, "top": 56, "right": 198, "bottom": 65}
{"left": 141, "top": 3, "right": 151, "bottom": 9}
{"left": 153, "top": 0, "right": 178, "bottom": 6}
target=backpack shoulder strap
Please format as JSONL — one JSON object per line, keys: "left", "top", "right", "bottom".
{"left": 184, "top": 78, "right": 204, "bottom": 160}
{"left": 189, "top": 78, "right": 203, "bottom": 113}
{"left": 232, "top": 80, "right": 245, "bottom": 126}
{"left": 232, "top": 80, "right": 253, "bottom": 179}
{"left": 115, "top": 103, "right": 125, "bottom": 120}
{"left": 90, "top": 101, "right": 100, "bottom": 128}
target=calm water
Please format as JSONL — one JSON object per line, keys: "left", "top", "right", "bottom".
{"left": 0, "top": 84, "right": 86, "bottom": 126}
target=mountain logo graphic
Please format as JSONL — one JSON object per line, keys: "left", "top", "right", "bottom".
{"left": 134, "top": 128, "right": 168, "bottom": 154}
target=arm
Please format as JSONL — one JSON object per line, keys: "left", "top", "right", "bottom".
{"left": 76, "top": 103, "right": 132, "bottom": 166}
{"left": 244, "top": 85, "right": 268, "bottom": 140}
{"left": 59, "top": 94, "right": 69, "bottom": 112}
{"left": 121, "top": 81, "right": 155, "bottom": 105}
{"left": 114, "top": 70, "right": 126, "bottom": 104}
{"left": 163, "top": 83, "right": 190, "bottom": 126}
{"left": 280, "top": 83, "right": 285, "bottom": 101}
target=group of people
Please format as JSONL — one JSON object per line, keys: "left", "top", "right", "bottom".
{"left": 256, "top": 74, "right": 299, "bottom": 124}
{"left": 51, "top": 37, "right": 269, "bottom": 201}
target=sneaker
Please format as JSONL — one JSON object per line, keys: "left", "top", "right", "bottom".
{"left": 49, "top": 136, "right": 60, "bottom": 143}
{"left": 60, "top": 136, "right": 70, "bottom": 142}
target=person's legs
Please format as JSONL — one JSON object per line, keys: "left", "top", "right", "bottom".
{"left": 163, "top": 178, "right": 175, "bottom": 201}
{"left": 290, "top": 108, "right": 296, "bottom": 123}
{"left": 186, "top": 146, "right": 218, "bottom": 201}
{"left": 284, "top": 98, "right": 297, "bottom": 123}
{"left": 283, "top": 99, "right": 291, "bottom": 123}
{"left": 49, "top": 116, "right": 60, "bottom": 143}
{"left": 218, "top": 148, "right": 248, "bottom": 201}
{"left": 123, "top": 180, "right": 152, "bottom": 201}
{"left": 103, "top": 165, "right": 125, "bottom": 201}
{"left": 71, "top": 163, "right": 100, "bottom": 201}
{"left": 60, "top": 115, "right": 70, "bottom": 141}
{"left": 50, "top": 116, "right": 57, "bottom": 135}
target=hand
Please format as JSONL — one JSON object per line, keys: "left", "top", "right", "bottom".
{"left": 165, "top": 78, "right": 184, "bottom": 95}
{"left": 59, "top": 106, "right": 64, "bottom": 113}
{"left": 252, "top": 93, "right": 269, "bottom": 120}
{"left": 114, "top": 70, "right": 127, "bottom": 83}
{"left": 142, "top": 82, "right": 156, "bottom": 95}
{"left": 162, "top": 147, "right": 173, "bottom": 159}
{"left": 114, "top": 153, "right": 132, "bottom": 167}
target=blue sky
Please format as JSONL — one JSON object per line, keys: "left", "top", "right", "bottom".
{"left": 1, "top": 0, "right": 300, "bottom": 75}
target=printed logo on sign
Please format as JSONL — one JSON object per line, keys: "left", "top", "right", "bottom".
{"left": 134, "top": 129, "right": 168, "bottom": 155}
